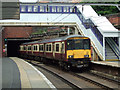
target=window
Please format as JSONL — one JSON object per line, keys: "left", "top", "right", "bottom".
{"left": 67, "top": 40, "right": 74, "bottom": 50}
{"left": 49, "top": 44, "right": 51, "bottom": 51}
{"left": 40, "top": 6, "right": 44, "bottom": 12}
{"left": 57, "top": 7, "right": 62, "bottom": 12}
{"left": 39, "top": 45, "right": 44, "bottom": 51}
{"left": 46, "top": 44, "right": 52, "bottom": 52}
{"left": 21, "top": 6, "right": 26, "bottom": 12}
{"left": 84, "top": 39, "right": 90, "bottom": 49}
{"left": 34, "top": 6, "right": 38, "bottom": 12}
{"left": 56, "top": 44, "right": 59, "bottom": 52}
{"left": 23, "top": 46, "right": 26, "bottom": 50}
{"left": 28, "top": 6, "right": 32, "bottom": 12}
{"left": 52, "top": 6, "right": 56, "bottom": 12}
{"left": 63, "top": 7, "right": 69, "bottom": 12}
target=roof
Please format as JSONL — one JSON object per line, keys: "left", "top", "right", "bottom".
{"left": 22, "top": 35, "right": 87, "bottom": 45}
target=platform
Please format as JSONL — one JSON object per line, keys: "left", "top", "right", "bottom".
{"left": 91, "top": 61, "right": 120, "bottom": 68}
{"left": 2, "top": 57, "right": 56, "bottom": 89}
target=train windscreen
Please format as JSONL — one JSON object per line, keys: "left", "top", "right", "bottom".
{"left": 67, "top": 39, "right": 90, "bottom": 50}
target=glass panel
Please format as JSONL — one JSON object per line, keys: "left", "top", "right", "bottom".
{"left": 21, "top": 6, "right": 26, "bottom": 12}
{"left": 74, "top": 39, "right": 83, "bottom": 49}
{"left": 34, "top": 6, "right": 38, "bottom": 12}
{"left": 40, "top": 6, "right": 44, "bottom": 12}
{"left": 56, "top": 44, "right": 59, "bottom": 52}
{"left": 67, "top": 40, "right": 74, "bottom": 50}
{"left": 52, "top": 6, "right": 56, "bottom": 12}
{"left": 28, "top": 6, "right": 32, "bottom": 12}
{"left": 57, "top": 6, "right": 62, "bottom": 12}
{"left": 84, "top": 39, "right": 90, "bottom": 49}
{"left": 49, "top": 44, "right": 51, "bottom": 51}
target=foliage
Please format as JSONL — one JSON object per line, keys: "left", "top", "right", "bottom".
{"left": 92, "top": 6, "right": 119, "bottom": 16}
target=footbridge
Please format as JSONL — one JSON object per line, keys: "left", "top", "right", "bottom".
{"left": 0, "top": 3, "right": 120, "bottom": 61}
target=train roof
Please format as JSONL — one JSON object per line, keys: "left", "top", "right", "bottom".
{"left": 22, "top": 35, "right": 88, "bottom": 45}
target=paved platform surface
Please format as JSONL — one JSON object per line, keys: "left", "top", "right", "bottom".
{"left": 91, "top": 61, "right": 120, "bottom": 68}
{"left": 2, "top": 57, "right": 56, "bottom": 89}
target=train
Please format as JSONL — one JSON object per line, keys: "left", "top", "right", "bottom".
{"left": 19, "top": 35, "right": 91, "bottom": 70}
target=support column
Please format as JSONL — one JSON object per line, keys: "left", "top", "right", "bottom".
{"left": 74, "top": 27, "right": 78, "bottom": 35}
{"left": 67, "top": 27, "right": 70, "bottom": 35}
{"left": 118, "top": 36, "right": 120, "bottom": 60}
{"left": 103, "top": 37, "right": 105, "bottom": 61}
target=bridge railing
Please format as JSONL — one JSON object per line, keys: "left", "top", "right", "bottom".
{"left": 76, "top": 8, "right": 103, "bottom": 46}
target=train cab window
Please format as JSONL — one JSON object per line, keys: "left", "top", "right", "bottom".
{"left": 56, "top": 44, "right": 59, "bottom": 52}
{"left": 21, "top": 6, "right": 26, "bottom": 12}
{"left": 84, "top": 39, "right": 90, "bottom": 49}
{"left": 74, "top": 39, "right": 83, "bottom": 49}
{"left": 67, "top": 40, "right": 74, "bottom": 50}
{"left": 34, "top": 6, "right": 38, "bottom": 12}
{"left": 28, "top": 6, "right": 32, "bottom": 12}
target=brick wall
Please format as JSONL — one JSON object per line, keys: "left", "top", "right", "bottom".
{"left": 106, "top": 13, "right": 120, "bottom": 30}
{"left": 3, "top": 27, "right": 33, "bottom": 38}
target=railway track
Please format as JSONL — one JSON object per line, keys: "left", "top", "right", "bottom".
{"left": 25, "top": 59, "right": 119, "bottom": 90}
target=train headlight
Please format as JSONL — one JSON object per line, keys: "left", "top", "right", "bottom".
{"left": 68, "top": 55, "right": 73, "bottom": 58}
{"left": 84, "top": 55, "right": 89, "bottom": 58}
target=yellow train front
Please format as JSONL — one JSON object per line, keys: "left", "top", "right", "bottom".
{"left": 66, "top": 36, "right": 91, "bottom": 68}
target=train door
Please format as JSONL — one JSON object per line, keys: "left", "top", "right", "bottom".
{"left": 53, "top": 43, "right": 55, "bottom": 58}
{"left": 61, "top": 42, "right": 65, "bottom": 60}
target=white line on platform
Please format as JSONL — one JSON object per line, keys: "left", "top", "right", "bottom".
{"left": 19, "top": 58, "right": 57, "bottom": 90}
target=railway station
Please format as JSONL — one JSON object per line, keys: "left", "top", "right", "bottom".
{"left": 0, "top": 0, "right": 120, "bottom": 89}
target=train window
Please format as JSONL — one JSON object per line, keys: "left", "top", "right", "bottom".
{"left": 49, "top": 44, "right": 51, "bottom": 51}
{"left": 36, "top": 45, "right": 38, "bottom": 51}
{"left": 84, "top": 39, "right": 90, "bottom": 49}
{"left": 46, "top": 45, "right": 49, "bottom": 51}
{"left": 21, "top": 6, "right": 26, "bottom": 12}
{"left": 23, "top": 46, "right": 26, "bottom": 50}
{"left": 34, "top": 6, "right": 38, "bottom": 12}
{"left": 67, "top": 40, "right": 74, "bottom": 50}
{"left": 28, "top": 6, "right": 32, "bottom": 12}
{"left": 39, "top": 45, "right": 44, "bottom": 51}
{"left": 56, "top": 44, "right": 59, "bottom": 52}
{"left": 74, "top": 39, "right": 84, "bottom": 49}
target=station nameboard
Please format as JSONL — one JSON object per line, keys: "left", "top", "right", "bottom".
{"left": 0, "top": 0, "right": 20, "bottom": 20}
